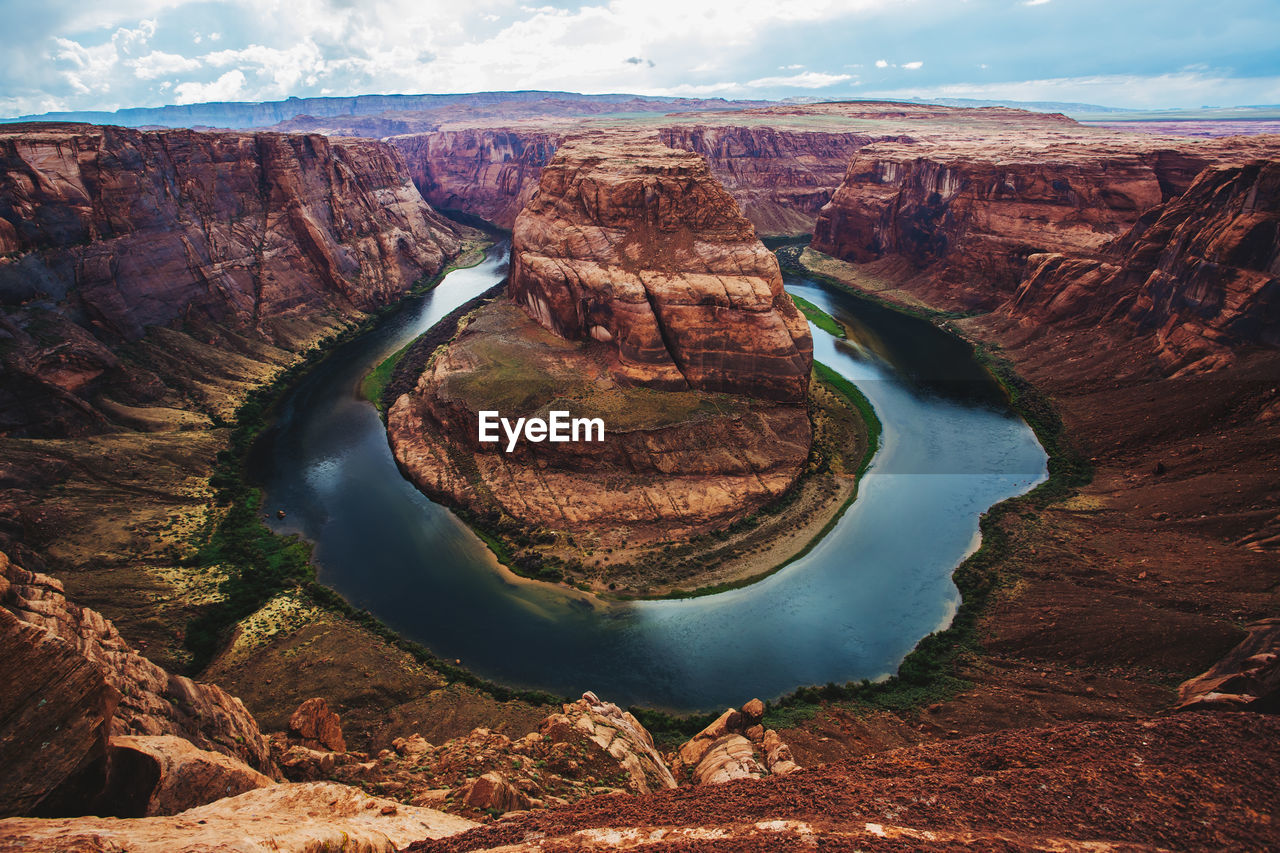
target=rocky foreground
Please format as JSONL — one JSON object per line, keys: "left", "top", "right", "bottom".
{"left": 387, "top": 136, "right": 817, "bottom": 564}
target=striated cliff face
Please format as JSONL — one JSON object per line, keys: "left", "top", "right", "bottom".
{"left": 388, "top": 138, "right": 814, "bottom": 552}
{"left": 391, "top": 124, "right": 887, "bottom": 235}
{"left": 509, "top": 136, "right": 812, "bottom": 402}
{"left": 1010, "top": 160, "right": 1280, "bottom": 373}
{"left": 390, "top": 129, "right": 558, "bottom": 228}
{"left": 811, "top": 143, "right": 1166, "bottom": 307}
{"left": 0, "top": 123, "right": 460, "bottom": 437}
{"left": 657, "top": 126, "right": 894, "bottom": 235}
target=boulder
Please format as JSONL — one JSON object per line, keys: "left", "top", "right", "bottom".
{"left": 288, "top": 697, "right": 347, "bottom": 753}
{"left": 462, "top": 772, "right": 532, "bottom": 814}
{"left": 690, "top": 735, "right": 764, "bottom": 785}
{"left": 100, "top": 735, "right": 274, "bottom": 817}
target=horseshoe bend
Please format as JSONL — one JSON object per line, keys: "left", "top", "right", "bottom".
{"left": 1, "top": 12, "right": 1280, "bottom": 851}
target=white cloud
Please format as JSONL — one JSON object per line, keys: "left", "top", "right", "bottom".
{"left": 746, "top": 71, "right": 852, "bottom": 89}
{"left": 129, "top": 50, "right": 202, "bottom": 79}
{"left": 902, "top": 61, "right": 923, "bottom": 70}
{"left": 174, "top": 69, "right": 246, "bottom": 104}
{"left": 875, "top": 59, "right": 888, "bottom": 68}
{"left": 1024, "top": 0, "right": 1052, "bottom": 5}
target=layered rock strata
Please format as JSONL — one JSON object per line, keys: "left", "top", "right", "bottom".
{"left": 1, "top": 548, "right": 272, "bottom": 788}
{"left": 0, "top": 123, "right": 460, "bottom": 436}
{"left": 810, "top": 137, "right": 1279, "bottom": 310}
{"left": 391, "top": 125, "right": 883, "bottom": 235}
{"left": 1008, "top": 160, "right": 1280, "bottom": 373}
{"left": 507, "top": 136, "right": 812, "bottom": 402}
{"left": 389, "top": 138, "right": 813, "bottom": 547}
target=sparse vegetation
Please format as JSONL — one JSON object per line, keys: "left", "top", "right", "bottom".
{"left": 790, "top": 293, "right": 846, "bottom": 338}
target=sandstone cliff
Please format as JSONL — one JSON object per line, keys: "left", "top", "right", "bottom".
{"left": 0, "top": 123, "right": 460, "bottom": 437}
{"left": 810, "top": 136, "right": 1279, "bottom": 309}
{"left": 509, "top": 136, "right": 812, "bottom": 402}
{"left": 1009, "top": 159, "right": 1280, "bottom": 373}
{"left": 0, "top": 551, "right": 272, "bottom": 788}
{"left": 656, "top": 125, "right": 893, "bottom": 235}
{"left": 388, "top": 138, "right": 814, "bottom": 555}
{"left": 390, "top": 129, "right": 559, "bottom": 227}
{"left": 390, "top": 124, "right": 885, "bottom": 235}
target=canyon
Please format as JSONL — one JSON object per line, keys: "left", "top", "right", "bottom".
{"left": 0, "top": 94, "right": 1277, "bottom": 850}
{"left": 386, "top": 136, "right": 842, "bottom": 589}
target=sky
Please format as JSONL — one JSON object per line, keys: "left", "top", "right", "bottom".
{"left": 2, "top": 0, "right": 1279, "bottom": 117}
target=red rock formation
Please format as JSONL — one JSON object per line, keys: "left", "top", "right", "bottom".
{"left": 388, "top": 139, "right": 814, "bottom": 547}
{"left": 1009, "top": 160, "right": 1280, "bottom": 373}
{"left": 0, "top": 565, "right": 120, "bottom": 817}
{"left": 388, "top": 303, "right": 811, "bottom": 544}
{"left": 406, "top": 713, "right": 1280, "bottom": 851}
{"left": 812, "top": 142, "right": 1166, "bottom": 307}
{"left": 390, "top": 129, "right": 559, "bottom": 227}
{"left": 0, "top": 123, "right": 460, "bottom": 437}
{"left": 0, "top": 781, "right": 476, "bottom": 852}
{"left": 287, "top": 697, "right": 347, "bottom": 753}
{"left": 509, "top": 136, "right": 812, "bottom": 402}
{"left": 0, "top": 551, "right": 273, "bottom": 775}
{"left": 1177, "top": 618, "right": 1280, "bottom": 712}
{"left": 670, "top": 699, "right": 799, "bottom": 786}
{"left": 656, "top": 126, "right": 895, "bottom": 235}
{"left": 100, "top": 735, "right": 274, "bottom": 817}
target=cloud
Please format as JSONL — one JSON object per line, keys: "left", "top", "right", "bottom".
{"left": 129, "top": 50, "right": 202, "bottom": 79}
{"left": 1024, "top": 0, "right": 1052, "bottom": 5}
{"left": 174, "top": 69, "right": 245, "bottom": 104}
{"left": 2, "top": 0, "right": 1278, "bottom": 116}
{"left": 746, "top": 71, "right": 852, "bottom": 89}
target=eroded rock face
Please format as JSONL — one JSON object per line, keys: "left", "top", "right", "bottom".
{"left": 0, "top": 781, "right": 476, "bottom": 852}
{"left": 508, "top": 135, "right": 812, "bottom": 402}
{"left": 657, "top": 126, "right": 893, "bottom": 235}
{"left": 0, "top": 123, "right": 460, "bottom": 436}
{"left": 0, "top": 562, "right": 120, "bottom": 818}
{"left": 812, "top": 143, "right": 1165, "bottom": 306}
{"left": 100, "top": 735, "right": 274, "bottom": 817}
{"left": 321, "top": 692, "right": 677, "bottom": 819}
{"left": 670, "top": 698, "right": 800, "bottom": 785}
{"left": 389, "top": 139, "right": 814, "bottom": 546}
{"left": 1177, "top": 617, "right": 1280, "bottom": 712}
{"left": 391, "top": 129, "right": 559, "bottom": 228}
{"left": 1010, "top": 160, "right": 1280, "bottom": 373}
{"left": 0, "top": 551, "right": 273, "bottom": 775}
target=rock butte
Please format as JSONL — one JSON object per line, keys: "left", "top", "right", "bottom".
{"left": 388, "top": 136, "right": 815, "bottom": 545}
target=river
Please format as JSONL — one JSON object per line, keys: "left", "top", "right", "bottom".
{"left": 251, "top": 242, "right": 1047, "bottom": 711}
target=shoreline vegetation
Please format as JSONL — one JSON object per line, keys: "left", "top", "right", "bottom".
{"left": 192, "top": 232, "right": 1086, "bottom": 739}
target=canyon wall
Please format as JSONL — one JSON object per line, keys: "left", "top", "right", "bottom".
{"left": 390, "top": 129, "right": 559, "bottom": 227}
{"left": 508, "top": 135, "right": 813, "bottom": 402}
{"left": 391, "top": 125, "right": 886, "bottom": 235}
{"left": 811, "top": 143, "right": 1166, "bottom": 307}
{"left": 656, "top": 126, "right": 888, "bottom": 235}
{"left": 1009, "top": 160, "right": 1280, "bottom": 373}
{"left": 0, "top": 124, "right": 461, "bottom": 436}
{"left": 810, "top": 137, "right": 1278, "bottom": 310}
